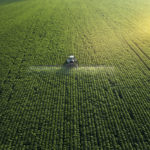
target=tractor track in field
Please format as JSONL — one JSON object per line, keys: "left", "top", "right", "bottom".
{"left": 113, "top": 12, "right": 150, "bottom": 61}
{"left": 98, "top": 10, "right": 150, "bottom": 71}
{"left": 131, "top": 40, "right": 150, "bottom": 60}
{"left": 0, "top": 7, "right": 46, "bottom": 90}
{"left": 119, "top": 14, "right": 150, "bottom": 61}
{"left": 0, "top": 20, "right": 37, "bottom": 101}
{"left": 0, "top": 53, "right": 26, "bottom": 100}
{"left": 2, "top": 53, "right": 26, "bottom": 102}
{"left": 122, "top": 37, "right": 150, "bottom": 71}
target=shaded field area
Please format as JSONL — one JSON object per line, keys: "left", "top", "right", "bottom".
{"left": 0, "top": 0, "right": 150, "bottom": 149}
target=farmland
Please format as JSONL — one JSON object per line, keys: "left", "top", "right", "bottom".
{"left": 0, "top": 0, "right": 150, "bottom": 149}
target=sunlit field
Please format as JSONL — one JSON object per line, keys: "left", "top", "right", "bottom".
{"left": 0, "top": 0, "right": 150, "bottom": 149}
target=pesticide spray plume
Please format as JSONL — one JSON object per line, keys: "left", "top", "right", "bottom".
{"left": 29, "top": 65, "right": 114, "bottom": 75}
{"left": 29, "top": 55, "right": 114, "bottom": 75}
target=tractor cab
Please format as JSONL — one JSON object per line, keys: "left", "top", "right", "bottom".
{"left": 66, "top": 55, "right": 78, "bottom": 67}
{"left": 67, "top": 55, "right": 76, "bottom": 63}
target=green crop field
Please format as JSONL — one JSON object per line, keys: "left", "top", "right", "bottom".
{"left": 0, "top": 0, "right": 150, "bottom": 149}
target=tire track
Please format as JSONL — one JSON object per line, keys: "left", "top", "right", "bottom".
{"left": 122, "top": 37, "right": 150, "bottom": 71}
{"left": 131, "top": 40, "right": 150, "bottom": 60}
{"left": 97, "top": 10, "right": 150, "bottom": 71}
{"left": 0, "top": 16, "right": 38, "bottom": 101}
{"left": 112, "top": 11, "right": 150, "bottom": 61}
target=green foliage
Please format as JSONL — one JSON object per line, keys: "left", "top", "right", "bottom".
{"left": 0, "top": 0, "right": 150, "bottom": 149}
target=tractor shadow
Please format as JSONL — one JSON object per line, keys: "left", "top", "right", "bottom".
{"left": 55, "top": 63, "right": 78, "bottom": 76}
